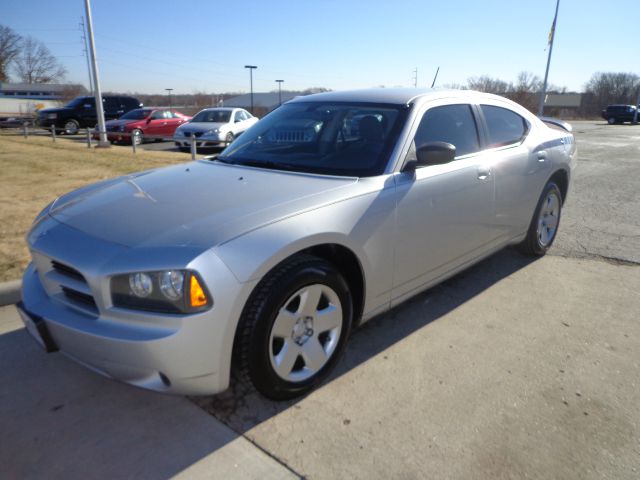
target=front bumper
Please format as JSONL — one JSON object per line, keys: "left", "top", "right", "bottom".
{"left": 174, "top": 134, "right": 228, "bottom": 149}
{"left": 20, "top": 219, "right": 254, "bottom": 395}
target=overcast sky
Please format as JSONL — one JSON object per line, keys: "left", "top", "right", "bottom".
{"left": 4, "top": 0, "right": 639, "bottom": 94}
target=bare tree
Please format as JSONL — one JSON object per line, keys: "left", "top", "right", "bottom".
{"left": 467, "top": 76, "right": 511, "bottom": 94}
{"left": 0, "top": 24, "right": 22, "bottom": 82}
{"left": 59, "top": 83, "right": 88, "bottom": 103}
{"left": 13, "top": 36, "right": 66, "bottom": 84}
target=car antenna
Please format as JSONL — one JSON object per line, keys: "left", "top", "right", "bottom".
{"left": 431, "top": 67, "right": 440, "bottom": 88}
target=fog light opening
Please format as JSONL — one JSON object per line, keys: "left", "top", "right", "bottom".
{"left": 159, "top": 372, "right": 171, "bottom": 387}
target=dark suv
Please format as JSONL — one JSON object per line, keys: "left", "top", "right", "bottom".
{"left": 601, "top": 104, "right": 639, "bottom": 125}
{"left": 37, "top": 95, "right": 143, "bottom": 134}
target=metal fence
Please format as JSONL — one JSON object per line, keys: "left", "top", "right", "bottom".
{"left": 3, "top": 122, "right": 208, "bottom": 160}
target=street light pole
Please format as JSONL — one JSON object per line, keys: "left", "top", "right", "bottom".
{"left": 244, "top": 65, "right": 257, "bottom": 114}
{"left": 83, "top": 0, "right": 109, "bottom": 147}
{"left": 538, "top": 0, "right": 560, "bottom": 117}
{"left": 275, "top": 79, "right": 284, "bottom": 106}
{"left": 79, "top": 17, "right": 94, "bottom": 95}
{"left": 165, "top": 88, "right": 173, "bottom": 112}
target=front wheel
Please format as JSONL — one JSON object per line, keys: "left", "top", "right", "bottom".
{"left": 225, "top": 132, "right": 234, "bottom": 145}
{"left": 63, "top": 119, "right": 80, "bottom": 135}
{"left": 607, "top": 117, "right": 616, "bottom": 125}
{"left": 234, "top": 254, "right": 353, "bottom": 400}
{"left": 518, "top": 182, "right": 562, "bottom": 256}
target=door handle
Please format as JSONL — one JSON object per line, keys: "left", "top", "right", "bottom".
{"left": 537, "top": 151, "right": 547, "bottom": 162}
{"left": 477, "top": 166, "right": 491, "bottom": 180}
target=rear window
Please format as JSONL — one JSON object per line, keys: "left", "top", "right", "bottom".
{"left": 481, "top": 105, "right": 530, "bottom": 148}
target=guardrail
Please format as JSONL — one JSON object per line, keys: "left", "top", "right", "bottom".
{"left": 3, "top": 122, "right": 213, "bottom": 160}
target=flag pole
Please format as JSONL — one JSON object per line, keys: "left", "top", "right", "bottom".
{"left": 538, "top": 0, "right": 560, "bottom": 117}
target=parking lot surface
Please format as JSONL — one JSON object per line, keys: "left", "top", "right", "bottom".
{"left": 1, "top": 121, "right": 639, "bottom": 479}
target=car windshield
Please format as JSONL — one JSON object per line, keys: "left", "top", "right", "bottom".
{"left": 120, "top": 109, "right": 152, "bottom": 120}
{"left": 218, "top": 102, "right": 405, "bottom": 177}
{"left": 65, "top": 97, "right": 90, "bottom": 108}
{"left": 192, "top": 110, "right": 231, "bottom": 123}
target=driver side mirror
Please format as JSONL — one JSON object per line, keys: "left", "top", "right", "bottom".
{"left": 416, "top": 141, "right": 456, "bottom": 166}
{"left": 403, "top": 141, "right": 456, "bottom": 172}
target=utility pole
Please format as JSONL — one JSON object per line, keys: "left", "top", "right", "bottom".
{"left": 83, "top": 0, "right": 109, "bottom": 147}
{"left": 244, "top": 65, "right": 257, "bottom": 114}
{"left": 165, "top": 88, "right": 173, "bottom": 112}
{"left": 538, "top": 0, "right": 560, "bottom": 117}
{"left": 275, "top": 79, "right": 284, "bottom": 106}
{"left": 412, "top": 68, "right": 418, "bottom": 88}
{"left": 79, "top": 17, "right": 93, "bottom": 95}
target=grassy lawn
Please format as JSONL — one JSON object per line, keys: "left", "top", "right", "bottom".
{"left": 0, "top": 132, "right": 190, "bottom": 282}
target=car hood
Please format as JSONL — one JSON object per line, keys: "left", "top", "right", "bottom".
{"left": 39, "top": 107, "right": 70, "bottom": 115}
{"left": 105, "top": 119, "right": 138, "bottom": 128}
{"left": 48, "top": 161, "right": 358, "bottom": 248}
{"left": 178, "top": 122, "right": 226, "bottom": 133}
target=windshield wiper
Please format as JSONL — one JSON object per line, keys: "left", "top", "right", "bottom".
{"left": 233, "top": 159, "right": 298, "bottom": 171}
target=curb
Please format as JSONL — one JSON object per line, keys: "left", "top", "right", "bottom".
{"left": 0, "top": 280, "right": 21, "bottom": 306}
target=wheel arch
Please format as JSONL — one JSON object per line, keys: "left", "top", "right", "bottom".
{"left": 548, "top": 168, "right": 569, "bottom": 202}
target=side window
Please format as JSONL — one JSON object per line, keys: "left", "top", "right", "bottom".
{"left": 103, "top": 97, "right": 119, "bottom": 112}
{"left": 481, "top": 105, "right": 529, "bottom": 148}
{"left": 150, "top": 111, "right": 164, "bottom": 120}
{"left": 413, "top": 104, "right": 480, "bottom": 158}
{"left": 234, "top": 111, "right": 243, "bottom": 122}
{"left": 242, "top": 110, "right": 252, "bottom": 119}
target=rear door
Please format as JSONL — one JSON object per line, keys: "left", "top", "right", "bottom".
{"left": 393, "top": 102, "right": 499, "bottom": 302}
{"left": 478, "top": 104, "right": 550, "bottom": 238}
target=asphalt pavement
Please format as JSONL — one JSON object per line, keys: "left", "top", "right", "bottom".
{"left": 1, "top": 121, "right": 639, "bottom": 479}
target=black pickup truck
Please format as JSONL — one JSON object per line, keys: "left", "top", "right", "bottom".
{"left": 601, "top": 104, "right": 639, "bottom": 124}
{"left": 37, "top": 95, "right": 142, "bottom": 134}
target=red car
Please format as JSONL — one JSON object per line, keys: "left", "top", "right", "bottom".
{"left": 101, "top": 108, "right": 191, "bottom": 144}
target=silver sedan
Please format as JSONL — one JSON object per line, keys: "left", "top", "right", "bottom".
{"left": 19, "top": 89, "right": 577, "bottom": 399}
{"left": 173, "top": 107, "right": 258, "bottom": 150}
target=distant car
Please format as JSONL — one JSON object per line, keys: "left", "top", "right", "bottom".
{"left": 601, "top": 104, "right": 639, "bottom": 124}
{"left": 19, "top": 89, "right": 576, "bottom": 400}
{"left": 102, "top": 108, "right": 191, "bottom": 145}
{"left": 38, "top": 95, "right": 142, "bottom": 135}
{"left": 174, "top": 107, "right": 258, "bottom": 151}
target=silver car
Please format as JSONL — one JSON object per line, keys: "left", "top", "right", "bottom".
{"left": 19, "top": 89, "right": 577, "bottom": 399}
{"left": 173, "top": 107, "right": 258, "bottom": 150}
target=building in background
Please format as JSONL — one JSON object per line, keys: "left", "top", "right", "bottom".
{"left": 0, "top": 82, "right": 85, "bottom": 120}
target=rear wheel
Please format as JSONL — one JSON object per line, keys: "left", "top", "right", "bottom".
{"left": 234, "top": 254, "right": 353, "bottom": 400}
{"left": 518, "top": 182, "right": 562, "bottom": 256}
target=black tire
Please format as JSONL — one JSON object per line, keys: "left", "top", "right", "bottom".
{"left": 225, "top": 132, "right": 234, "bottom": 144}
{"left": 63, "top": 119, "right": 80, "bottom": 135}
{"left": 234, "top": 254, "right": 353, "bottom": 400}
{"left": 518, "top": 181, "right": 563, "bottom": 256}
{"left": 607, "top": 117, "right": 616, "bottom": 125}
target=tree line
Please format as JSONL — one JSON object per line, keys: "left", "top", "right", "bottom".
{"left": 0, "top": 24, "right": 66, "bottom": 83}
{"left": 446, "top": 71, "right": 639, "bottom": 117}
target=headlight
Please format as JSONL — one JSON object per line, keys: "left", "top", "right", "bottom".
{"left": 205, "top": 128, "right": 220, "bottom": 135}
{"left": 47, "top": 113, "right": 57, "bottom": 119}
{"left": 111, "top": 270, "right": 211, "bottom": 313}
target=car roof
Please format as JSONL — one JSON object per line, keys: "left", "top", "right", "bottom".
{"left": 287, "top": 88, "right": 505, "bottom": 106}
{"left": 199, "top": 107, "right": 236, "bottom": 112}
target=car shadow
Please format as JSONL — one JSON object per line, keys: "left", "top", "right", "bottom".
{"left": 192, "top": 247, "right": 539, "bottom": 433}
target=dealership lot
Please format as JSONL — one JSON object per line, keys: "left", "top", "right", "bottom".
{"left": 1, "top": 122, "right": 639, "bottom": 479}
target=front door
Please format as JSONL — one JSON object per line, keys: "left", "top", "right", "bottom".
{"left": 392, "top": 103, "right": 500, "bottom": 303}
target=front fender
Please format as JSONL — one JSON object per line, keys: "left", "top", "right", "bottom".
{"left": 212, "top": 184, "right": 397, "bottom": 317}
